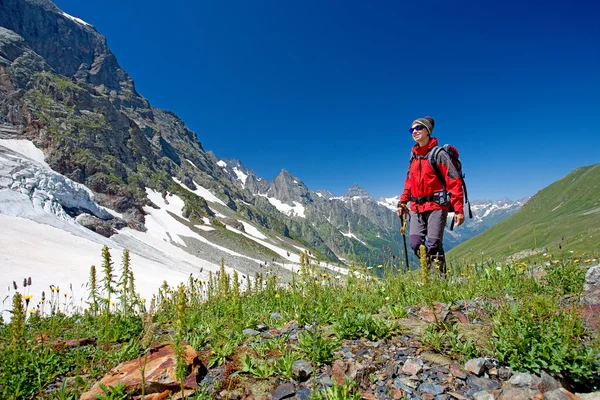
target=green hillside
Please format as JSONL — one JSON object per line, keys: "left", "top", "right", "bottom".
{"left": 449, "top": 163, "right": 600, "bottom": 262}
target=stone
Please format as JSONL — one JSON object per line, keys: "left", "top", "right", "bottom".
{"left": 539, "top": 371, "right": 562, "bottom": 393}
{"left": 467, "top": 376, "right": 500, "bottom": 391}
{"left": 544, "top": 388, "right": 581, "bottom": 400}
{"left": 292, "top": 360, "right": 313, "bottom": 381}
{"left": 576, "top": 392, "right": 600, "bottom": 400}
{"left": 473, "top": 391, "right": 495, "bottom": 400}
{"left": 508, "top": 372, "right": 541, "bottom": 389}
{"left": 271, "top": 383, "right": 295, "bottom": 400}
{"left": 420, "top": 382, "right": 445, "bottom": 395}
{"left": 402, "top": 357, "right": 424, "bottom": 376}
{"left": 498, "top": 387, "right": 543, "bottom": 400}
{"left": 464, "top": 358, "right": 487, "bottom": 376}
{"left": 449, "top": 363, "right": 467, "bottom": 379}
{"left": 331, "top": 360, "right": 346, "bottom": 385}
{"left": 242, "top": 328, "right": 261, "bottom": 337}
{"left": 295, "top": 388, "right": 311, "bottom": 400}
{"left": 419, "top": 302, "right": 450, "bottom": 323}
{"left": 581, "top": 264, "right": 600, "bottom": 305}
{"left": 497, "top": 367, "right": 512, "bottom": 381}
{"left": 80, "top": 344, "right": 204, "bottom": 400}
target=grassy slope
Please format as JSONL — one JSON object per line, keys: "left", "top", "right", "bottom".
{"left": 448, "top": 163, "right": 600, "bottom": 262}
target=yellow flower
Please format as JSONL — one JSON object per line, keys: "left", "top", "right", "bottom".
{"left": 574, "top": 259, "right": 580, "bottom": 263}
{"left": 28, "top": 309, "right": 35, "bottom": 314}
{"left": 377, "top": 265, "right": 383, "bottom": 269}
{"left": 585, "top": 259, "right": 592, "bottom": 263}
{"left": 275, "top": 293, "right": 280, "bottom": 299}
{"left": 467, "top": 275, "right": 471, "bottom": 280}
{"left": 23, "top": 295, "right": 32, "bottom": 301}
{"left": 554, "top": 260, "right": 560, "bottom": 263}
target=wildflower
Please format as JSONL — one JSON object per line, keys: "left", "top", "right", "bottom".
{"left": 585, "top": 259, "right": 592, "bottom": 263}
{"left": 554, "top": 260, "right": 560, "bottom": 263}
{"left": 467, "top": 275, "right": 471, "bottom": 280}
{"left": 496, "top": 266, "right": 502, "bottom": 271}
{"left": 519, "top": 267, "right": 524, "bottom": 273}
{"left": 574, "top": 259, "right": 580, "bottom": 263}
{"left": 28, "top": 309, "right": 35, "bottom": 314}
{"left": 23, "top": 295, "right": 32, "bottom": 301}
{"left": 275, "top": 293, "right": 280, "bottom": 299}
{"left": 377, "top": 265, "right": 383, "bottom": 269}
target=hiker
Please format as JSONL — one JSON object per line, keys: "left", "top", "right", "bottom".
{"left": 397, "top": 116, "right": 465, "bottom": 273}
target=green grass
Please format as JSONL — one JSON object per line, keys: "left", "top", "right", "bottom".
{"left": 1, "top": 248, "right": 598, "bottom": 399}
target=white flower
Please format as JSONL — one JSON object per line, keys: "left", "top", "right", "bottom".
{"left": 496, "top": 266, "right": 502, "bottom": 271}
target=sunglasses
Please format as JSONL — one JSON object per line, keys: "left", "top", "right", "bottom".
{"left": 409, "top": 125, "right": 427, "bottom": 134}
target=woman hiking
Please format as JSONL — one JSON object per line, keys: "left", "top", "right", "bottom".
{"left": 397, "top": 116, "right": 465, "bottom": 273}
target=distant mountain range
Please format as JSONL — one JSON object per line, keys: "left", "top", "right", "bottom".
{"left": 0, "top": 0, "right": 529, "bottom": 308}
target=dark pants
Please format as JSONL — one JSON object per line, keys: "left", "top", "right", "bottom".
{"left": 409, "top": 210, "right": 448, "bottom": 272}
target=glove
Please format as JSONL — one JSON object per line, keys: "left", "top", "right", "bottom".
{"left": 397, "top": 201, "right": 409, "bottom": 218}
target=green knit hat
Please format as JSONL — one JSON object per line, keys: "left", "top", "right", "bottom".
{"left": 413, "top": 116, "right": 435, "bottom": 134}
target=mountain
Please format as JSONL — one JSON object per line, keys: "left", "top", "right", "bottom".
{"left": 377, "top": 195, "right": 529, "bottom": 251}
{"left": 448, "top": 163, "right": 600, "bottom": 262}
{"left": 0, "top": 0, "right": 526, "bottom": 312}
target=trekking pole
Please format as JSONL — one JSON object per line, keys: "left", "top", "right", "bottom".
{"left": 400, "top": 214, "right": 410, "bottom": 273}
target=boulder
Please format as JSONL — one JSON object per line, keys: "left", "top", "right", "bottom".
{"left": 80, "top": 343, "right": 206, "bottom": 400}
{"left": 581, "top": 264, "right": 600, "bottom": 305}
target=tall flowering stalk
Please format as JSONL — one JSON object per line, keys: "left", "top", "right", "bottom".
{"left": 10, "top": 292, "right": 25, "bottom": 349}
{"left": 175, "top": 285, "right": 188, "bottom": 398}
{"left": 88, "top": 265, "right": 99, "bottom": 316}
{"left": 119, "top": 249, "right": 131, "bottom": 315}
{"left": 419, "top": 245, "right": 429, "bottom": 285}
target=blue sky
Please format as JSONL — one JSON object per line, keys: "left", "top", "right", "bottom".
{"left": 53, "top": 0, "right": 599, "bottom": 201}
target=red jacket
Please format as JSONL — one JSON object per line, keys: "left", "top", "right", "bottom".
{"left": 400, "top": 137, "right": 464, "bottom": 214}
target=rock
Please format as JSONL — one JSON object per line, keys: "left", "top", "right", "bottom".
{"left": 498, "top": 387, "right": 543, "bottom": 400}
{"left": 80, "top": 344, "right": 204, "bottom": 400}
{"left": 242, "top": 328, "right": 261, "bottom": 337}
{"left": 467, "top": 376, "right": 500, "bottom": 392}
{"left": 497, "top": 367, "right": 512, "bottom": 381}
{"left": 449, "top": 363, "right": 467, "bottom": 379}
{"left": 419, "top": 302, "right": 450, "bottom": 323}
{"left": 271, "top": 383, "right": 295, "bottom": 400}
{"left": 544, "top": 388, "right": 581, "bottom": 400}
{"left": 331, "top": 360, "right": 346, "bottom": 385}
{"left": 508, "top": 373, "right": 541, "bottom": 390}
{"left": 577, "top": 392, "right": 600, "bottom": 400}
{"left": 295, "top": 388, "right": 311, "bottom": 400}
{"left": 581, "top": 264, "right": 600, "bottom": 305}
{"left": 539, "top": 371, "right": 562, "bottom": 393}
{"left": 420, "top": 382, "right": 445, "bottom": 395}
{"left": 464, "top": 358, "right": 487, "bottom": 376}
{"left": 402, "top": 357, "right": 424, "bottom": 376}
{"left": 292, "top": 360, "right": 313, "bottom": 381}
{"left": 473, "top": 391, "right": 495, "bottom": 400}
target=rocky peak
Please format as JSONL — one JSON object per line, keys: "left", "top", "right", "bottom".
{"left": 269, "top": 169, "right": 311, "bottom": 205}
{"left": 0, "top": 0, "right": 136, "bottom": 96}
{"left": 343, "top": 184, "right": 373, "bottom": 200}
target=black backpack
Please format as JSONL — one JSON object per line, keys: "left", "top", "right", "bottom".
{"left": 409, "top": 144, "right": 473, "bottom": 230}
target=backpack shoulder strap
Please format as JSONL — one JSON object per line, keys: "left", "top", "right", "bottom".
{"left": 428, "top": 146, "right": 445, "bottom": 187}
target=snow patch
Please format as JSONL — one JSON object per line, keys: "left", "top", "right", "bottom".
{"left": 239, "top": 221, "right": 267, "bottom": 239}
{"left": 217, "top": 160, "right": 227, "bottom": 168}
{"left": 260, "top": 195, "right": 306, "bottom": 218}
{"left": 233, "top": 167, "right": 248, "bottom": 186}
{"left": 61, "top": 11, "right": 91, "bottom": 26}
{"left": 172, "top": 177, "right": 227, "bottom": 206}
